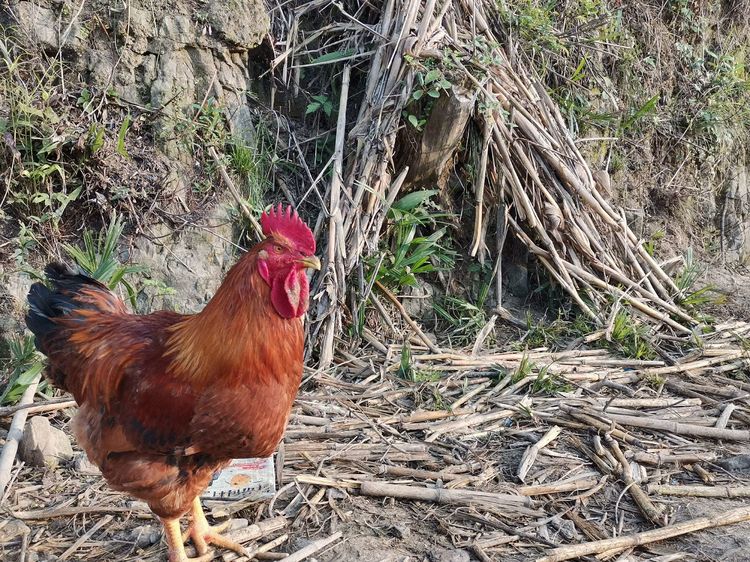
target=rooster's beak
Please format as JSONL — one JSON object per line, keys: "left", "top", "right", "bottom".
{"left": 298, "top": 256, "right": 322, "bottom": 270}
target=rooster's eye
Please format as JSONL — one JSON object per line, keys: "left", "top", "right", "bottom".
{"left": 274, "top": 245, "right": 283, "bottom": 253}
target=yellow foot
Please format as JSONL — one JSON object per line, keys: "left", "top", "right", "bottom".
{"left": 181, "top": 498, "right": 248, "bottom": 558}
{"left": 161, "top": 516, "right": 215, "bottom": 562}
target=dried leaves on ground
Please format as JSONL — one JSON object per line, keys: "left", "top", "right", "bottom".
{"left": 3, "top": 320, "right": 750, "bottom": 561}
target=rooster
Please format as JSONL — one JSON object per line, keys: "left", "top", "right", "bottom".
{"left": 25, "top": 205, "right": 320, "bottom": 562}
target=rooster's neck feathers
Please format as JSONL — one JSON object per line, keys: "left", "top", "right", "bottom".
{"left": 164, "top": 251, "right": 302, "bottom": 382}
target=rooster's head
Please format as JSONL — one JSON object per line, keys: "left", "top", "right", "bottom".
{"left": 257, "top": 204, "right": 320, "bottom": 319}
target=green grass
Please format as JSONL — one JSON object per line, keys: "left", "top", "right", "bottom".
{"left": 227, "top": 126, "right": 276, "bottom": 214}
{"left": 369, "top": 190, "right": 455, "bottom": 288}
{"left": 63, "top": 213, "right": 147, "bottom": 308}
{"left": 495, "top": 0, "right": 750, "bottom": 160}
{"left": 608, "top": 308, "right": 655, "bottom": 360}
{"left": 512, "top": 354, "right": 534, "bottom": 383}
{"left": 0, "top": 32, "right": 163, "bottom": 270}
{"left": 394, "top": 341, "right": 441, "bottom": 384}
{"left": 0, "top": 336, "right": 44, "bottom": 405}
{"left": 173, "top": 97, "right": 274, "bottom": 217}
{"left": 531, "top": 366, "right": 573, "bottom": 394}
{"left": 434, "top": 296, "right": 490, "bottom": 348}
{"left": 0, "top": 36, "right": 83, "bottom": 228}
{"left": 517, "top": 311, "right": 593, "bottom": 351}
{"left": 433, "top": 265, "right": 494, "bottom": 348}
{"left": 674, "top": 247, "right": 725, "bottom": 310}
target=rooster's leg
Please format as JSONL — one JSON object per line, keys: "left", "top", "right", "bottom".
{"left": 161, "top": 517, "right": 214, "bottom": 562}
{"left": 182, "top": 497, "right": 248, "bottom": 557}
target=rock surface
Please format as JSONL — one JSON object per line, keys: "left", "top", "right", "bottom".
{"left": 7, "top": 0, "right": 268, "bottom": 126}
{"left": 129, "top": 525, "right": 162, "bottom": 548}
{"left": 130, "top": 199, "right": 236, "bottom": 313}
{"left": 0, "top": 519, "right": 30, "bottom": 544}
{"left": 402, "top": 279, "right": 437, "bottom": 322}
{"left": 20, "top": 416, "right": 74, "bottom": 469}
{"left": 73, "top": 452, "right": 101, "bottom": 475}
{"left": 6, "top": 0, "right": 269, "bottom": 208}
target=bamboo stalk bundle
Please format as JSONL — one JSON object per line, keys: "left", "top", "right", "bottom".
{"left": 271, "top": 0, "right": 702, "bottom": 365}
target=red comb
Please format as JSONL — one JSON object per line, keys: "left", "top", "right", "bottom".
{"left": 260, "top": 204, "right": 316, "bottom": 255}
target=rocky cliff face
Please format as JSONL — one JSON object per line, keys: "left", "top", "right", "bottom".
{"left": 0, "top": 0, "right": 269, "bottom": 337}
{"left": 9, "top": 0, "right": 267, "bottom": 141}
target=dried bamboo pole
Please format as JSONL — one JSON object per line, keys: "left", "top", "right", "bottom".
{"left": 647, "top": 484, "right": 750, "bottom": 498}
{"left": 645, "top": 352, "right": 745, "bottom": 375}
{"left": 59, "top": 515, "right": 113, "bottom": 560}
{"left": 716, "top": 403, "right": 736, "bottom": 429}
{"left": 632, "top": 452, "right": 717, "bottom": 466}
{"left": 583, "top": 410, "right": 750, "bottom": 441}
{"left": 424, "top": 409, "right": 516, "bottom": 442}
{"left": 0, "top": 397, "right": 76, "bottom": 418}
{"left": 518, "top": 477, "right": 601, "bottom": 497}
{"left": 294, "top": 0, "right": 695, "bottom": 368}
{"left": 375, "top": 281, "right": 440, "bottom": 353}
{"left": 0, "top": 375, "right": 41, "bottom": 500}
{"left": 318, "top": 64, "right": 352, "bottom": 368}
{"left": 376, "top": 465, "right": 478, "bottom": 483}
{"left": 12, "top": 505, "right": 150, "bottom": 519}
{"left": 536, "top": 505, "right": 750, "bottom": 562}
{"left": 606, "top": 436, "right": 665, "bottom": 525}
{"left": 221, "top": 534, "right": 289, "bottom": 562}
{"left": 283, "top": 532, "right": 343, "bottom": 562}
{"left": 517, "top": 426, "right": 562, "bottom": 483}
{"left": 359, "top": 481, "right": 537, "bottom": 515}
{"left": 470, "top": 118, "right": 492, "bottom": 257}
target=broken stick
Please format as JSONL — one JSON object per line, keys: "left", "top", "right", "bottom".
{"left": 535, "top": 505, "right": 750, "bottom": 562}
{"left": 283, "top": 531, "right": 343, "bottom": 562}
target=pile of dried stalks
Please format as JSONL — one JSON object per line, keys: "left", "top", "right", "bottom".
{"left": 269, "top": 0, "right": 699, "bottom": 366}
{"left": 5, "top": 321, "right": 750, "bottom": 560}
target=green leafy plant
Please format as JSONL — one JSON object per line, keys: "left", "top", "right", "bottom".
{"left": 643, "top": 229, "right": 665, "bottom": 257}
{"left": 11, "top": 222, "right": 38, "bottom": 267}
{"left": 0, "top": 34, "right": 141, "bottom": 234}
{"left": 520, "top": 311, "right": 593, "bottom": 350}
{"left": 370, "top": 190, "right": 455, "bottom": 287}
{"left": 608, "top": 309, "right": 655, "bottom": 360}
{"left": 0, "top": 336, "right": 44, "bottom": 405}
{"left": 396, "top": 341, "right": 413, "bottom": 380}
{"left": 175, "top": 97, "right": 227, "bottom": 155}
{"left": 308, "top": 49, "right": 355, "bottom": 66}
{"left": 512, "top": 354, "right": 534, "bottom": 383}
{"left": 305, "top": 94, "right": 334, "bottom": 117}
{"left": 395, "top": 341, "right": 440, "bottom": 384}
{"left": 674, "top": 247, "right": 725, "bottom": 309}
{"left": 620, "top": 94, "right": 660, "bottom": 132}
{"left": 404, "top": 66, "right": 453, "bottom": 131}
{"left": 116, "top": 113, "right": 132, "bottom": 158}
{"left": 63, "top": 214, "right": 147, "bottom": 307}
{"left": 531, "top": 366, "right": 572, "bottom": 394}
{"left": 433, "top": 296, "right": 489, "bottom": 347}
{"left": 0, "top": 37, "right": 73, "bottom": 227}
{"left": 411, "top": 68, "right": 453, "bottom": 102}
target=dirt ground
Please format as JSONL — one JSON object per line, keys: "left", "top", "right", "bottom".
{"left": 4, "top": 290, "right": 750, "bottom": 562}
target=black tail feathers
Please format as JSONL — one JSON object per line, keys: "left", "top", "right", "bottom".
{"left": 25, "top": 263, "right": 108, "bottom": 352}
